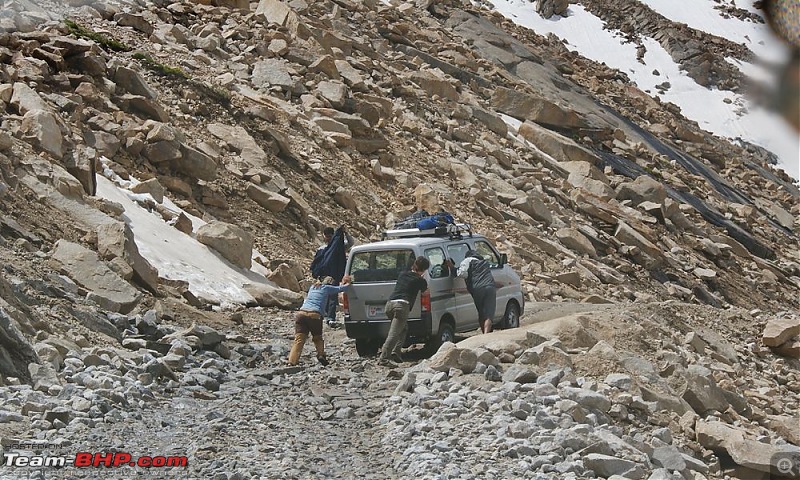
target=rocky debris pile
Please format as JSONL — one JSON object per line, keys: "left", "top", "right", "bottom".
{"left": 0, "top": 0, "right": 796, "bottom": 318}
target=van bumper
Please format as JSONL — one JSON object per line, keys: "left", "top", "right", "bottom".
{"left": 344, "top": 313, "right": 432, "bottom": 341}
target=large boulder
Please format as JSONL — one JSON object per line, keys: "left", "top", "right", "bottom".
{"left": 267, "top": 263, "right": 302, "bottom": 292}
{"left": 615, "top": 175, "right": 667, "bottom": 207}
{"left": 429, "top": 343, "right": 478, "bottom": 373}
{"left": 680, "top": 365, "right": 730, "bottom": 415}
{"left": 20, "top": 110, "right": 64, "bottom": 159}
{"left": 50, "top": 240, "right": 142, "bottom": 314}
{"left": 96, "top": 222, "right": 160, "bottom": 294}
{"left": 493, "top": 87, "right": 586, "bottom": 128}
{"left": 762, "top": 316, "right": 800, "bottom": 348}
{"left": 243, "top": 283, "right": 303, "bottom": 308}
{"left": 517, "top": 121, "right": 599, "bottom": 165}
{"left": 196, "top": 221, "right": 253, "bottom": 269}
{"left": 0, "top": 307, "right": 38, "bottom": 382}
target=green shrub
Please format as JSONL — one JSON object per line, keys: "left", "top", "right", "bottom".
{"left": 64, "top": 19, "right": 132, "bottom": 52}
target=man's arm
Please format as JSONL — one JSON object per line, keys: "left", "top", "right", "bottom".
{"left": 344, "top": 231, "right": 356, "bottom": 249}
{"left": 456, "top": 257, "right": 472, "bottom": 278}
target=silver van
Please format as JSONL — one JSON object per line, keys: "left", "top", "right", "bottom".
{"left": 342, "top": 225, "right": 525, "bottom": 356}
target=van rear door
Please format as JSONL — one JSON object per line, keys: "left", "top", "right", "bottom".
{"left": 345, "top": 248, "right": 415, "bottom": 335}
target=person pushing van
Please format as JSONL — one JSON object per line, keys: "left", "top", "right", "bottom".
{"left": 378, "top": 256, "right": 430, "bottom": 367}
{"left": 288, "top": 275, "right": 352, "bottom": 366}
{"left": 457, "top": 250, "right": 496, "bottom": 334}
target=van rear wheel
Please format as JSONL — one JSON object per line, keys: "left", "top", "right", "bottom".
{"left": 355, "top": 338, "right": 380, "bottom": 357}
{"left": 502, "top": 302, "right": 520, "bottom": 329}
{"left": 425, "top": 322, "right": 454, "bottom": 354}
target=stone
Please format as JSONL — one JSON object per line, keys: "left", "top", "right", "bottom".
{"left": 175, "top": 145, "right": 217, "bottom": 181}
{"left": 697, "top": 421, "right": 800, "bottom": 475}
{"left": 317, "top": 81, "right": 347, "bottom": 108}
{"left": 50, "top": 240, "right": 141, "bottom": 314}
{"left": 252, "top": 59, "right": 294, "bottom": 89}
{"left": 213, "top": 0, "right": 249, "bottom": 9}
{"left": 650, "top": 446, "right": 687, "bottom": 472}
{"left": 556, "top": 228, "right": 597, "bottom": 257}
{"left": 681, "top": 365, "right": 730, "bottom": 415}
{"left": 114, "top": 66, "right": 157, "bottom": 99}
{"left": 20, "top": 109, "right": 63, "bottom": 159}
{"left": 614, "top": 221, "right": 663, "bottom": 268}
{"left": 493, "top": 87, "right": 586, "bottom": 128}
{"left": 407, "top": 71, "right": 459, "bottom": 101}
{"left": 518, "top": 121, "right": 598, "bottom": 164}
{"left": 95, "top": 222, "right": 160, "bottom": 294}
{"left": 247, "top": 184, "right": 290, "bottom": 213}
{"left": 334, "top": 187, "right": 358, "bottom": 212}
{"left": 243, "top": 283, "right": 303, "bottom": 308}
{"left": 334, "top": 59, "right": 366, "bottom": 90}
{"left": 583, "top": 453, "right": 644, "bottom": 479}
{"left": 605, "top": 373, "right": 633, "bottom": 390}
{"left": 10, "top": 82, "right": 48, "bottom": 114}
{"left": 130, "top": 178, "right": 165, "bottom": 203}
{"left": 115, "top": 13, "right": 154, "bottom": 35}
{"left": 510, "top": 193, "right": 552, "bottom": 225}
{"left": 560, "top": 387, "right": 611, "bottom": 412}
{"left": 196, "top": 221, "right": 253, "bottom": 269}
{"left": 255, "top": 0, "right": 292, "bottom": 25}
{"left": 762, "top": 316, "right": 800, "bottom": 347}
{"left": 267, "top": 263, "right": 301, "bottom": 292}
{"left": 616, "top": 176, "right": 667, "bottom": 207}
{"left": 429, "top": 343, "right": 477, "bottom": 373}
{"left": 501, "top": 364, "right": 539, "bottom": 384}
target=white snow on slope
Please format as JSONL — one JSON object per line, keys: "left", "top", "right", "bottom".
{"left": 95, "top": 168, "right": 276, "bottom": 308}
{"left": 639, "top": 0, "right": 788, "bottom": 63}
{"left": 488, "top": 0, "right": 799, "bottom": 180}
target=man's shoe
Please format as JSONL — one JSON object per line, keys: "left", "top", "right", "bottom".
{"left": 377, "top": 358, "right": 397, "bottom": 368}
{"left": 390, "top": 353, "right": 403, "bottom": 364}
{"left": 317, "top": 355, "right": 329, "bottom": 366}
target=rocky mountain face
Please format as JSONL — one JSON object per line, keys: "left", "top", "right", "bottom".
{"left": 0, "top": 0, "right": 798, "bottom": 478}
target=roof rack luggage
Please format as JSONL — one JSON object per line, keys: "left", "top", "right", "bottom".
{"left": 382, "top": 223, "right": 473, "bottom": 240}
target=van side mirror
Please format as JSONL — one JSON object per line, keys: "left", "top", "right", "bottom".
{"left": 500, "top": 253, "right": 507, "bottom": 266}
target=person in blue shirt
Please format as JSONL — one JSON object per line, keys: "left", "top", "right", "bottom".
{"left": 288, "top": 275, "right": 352, "bottom": 366}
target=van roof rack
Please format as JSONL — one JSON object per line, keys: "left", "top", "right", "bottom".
{"left": 382, "top": 223, "right": 473, "bottom": 240}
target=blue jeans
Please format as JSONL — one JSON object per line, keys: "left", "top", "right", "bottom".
{"left": 324, "top": 282, "right": 339, "bottom": 320}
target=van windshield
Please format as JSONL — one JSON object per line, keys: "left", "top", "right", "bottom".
{"left": 350, "top": 249, "right": 415, "bottom": 283}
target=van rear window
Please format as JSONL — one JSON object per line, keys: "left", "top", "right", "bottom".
{"left": 350, "top": 249, "right": 415, "bottom": 283}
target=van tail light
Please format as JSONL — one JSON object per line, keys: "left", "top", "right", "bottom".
{"left": 421, "top": 291, "right": 431, "bottom": 313}
{"left": 342, "top": 293, "right": 349, "bottom": 315}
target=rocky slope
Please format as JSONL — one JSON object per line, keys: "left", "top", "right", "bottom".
{"left": 0, "top": 0, "right": 798, "bottom": 478}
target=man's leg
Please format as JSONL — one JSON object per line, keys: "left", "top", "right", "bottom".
{"left": 379, "top": 301, "right": 401, "bottom": 363}
{"left": 325, "top": 282, "right": 339, "bottom": 324}
{"left": 288, "top": 313, "right": 310, "bottom": 365}
{"left": 392, "top": 304, "right": 410, "bottom": 361}
{"left": 310, "top": 317, "right": 329, "bottom": 365}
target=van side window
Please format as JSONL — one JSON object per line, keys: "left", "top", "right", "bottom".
{"left": 424, "top": 247, "right": 447, "bottom": 278}
{"left": 474, "top": 241, "right": 500, "bottom": 267}
{"left": 446, "top": 243, "right": 470, "bottom": 265}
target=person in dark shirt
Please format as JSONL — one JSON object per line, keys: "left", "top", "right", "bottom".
{"left": 378, "top": 256, "right": 430, "bottom": 366}
{"left": 457, "top": 250, "right": 496, "bottom": 334}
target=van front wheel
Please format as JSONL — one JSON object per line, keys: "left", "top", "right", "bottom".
{"left": 502, "top": 302, "right": 520, "bottom": 329}
{"left": 355, "top": 338, "right": 380, "bottom": 357}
